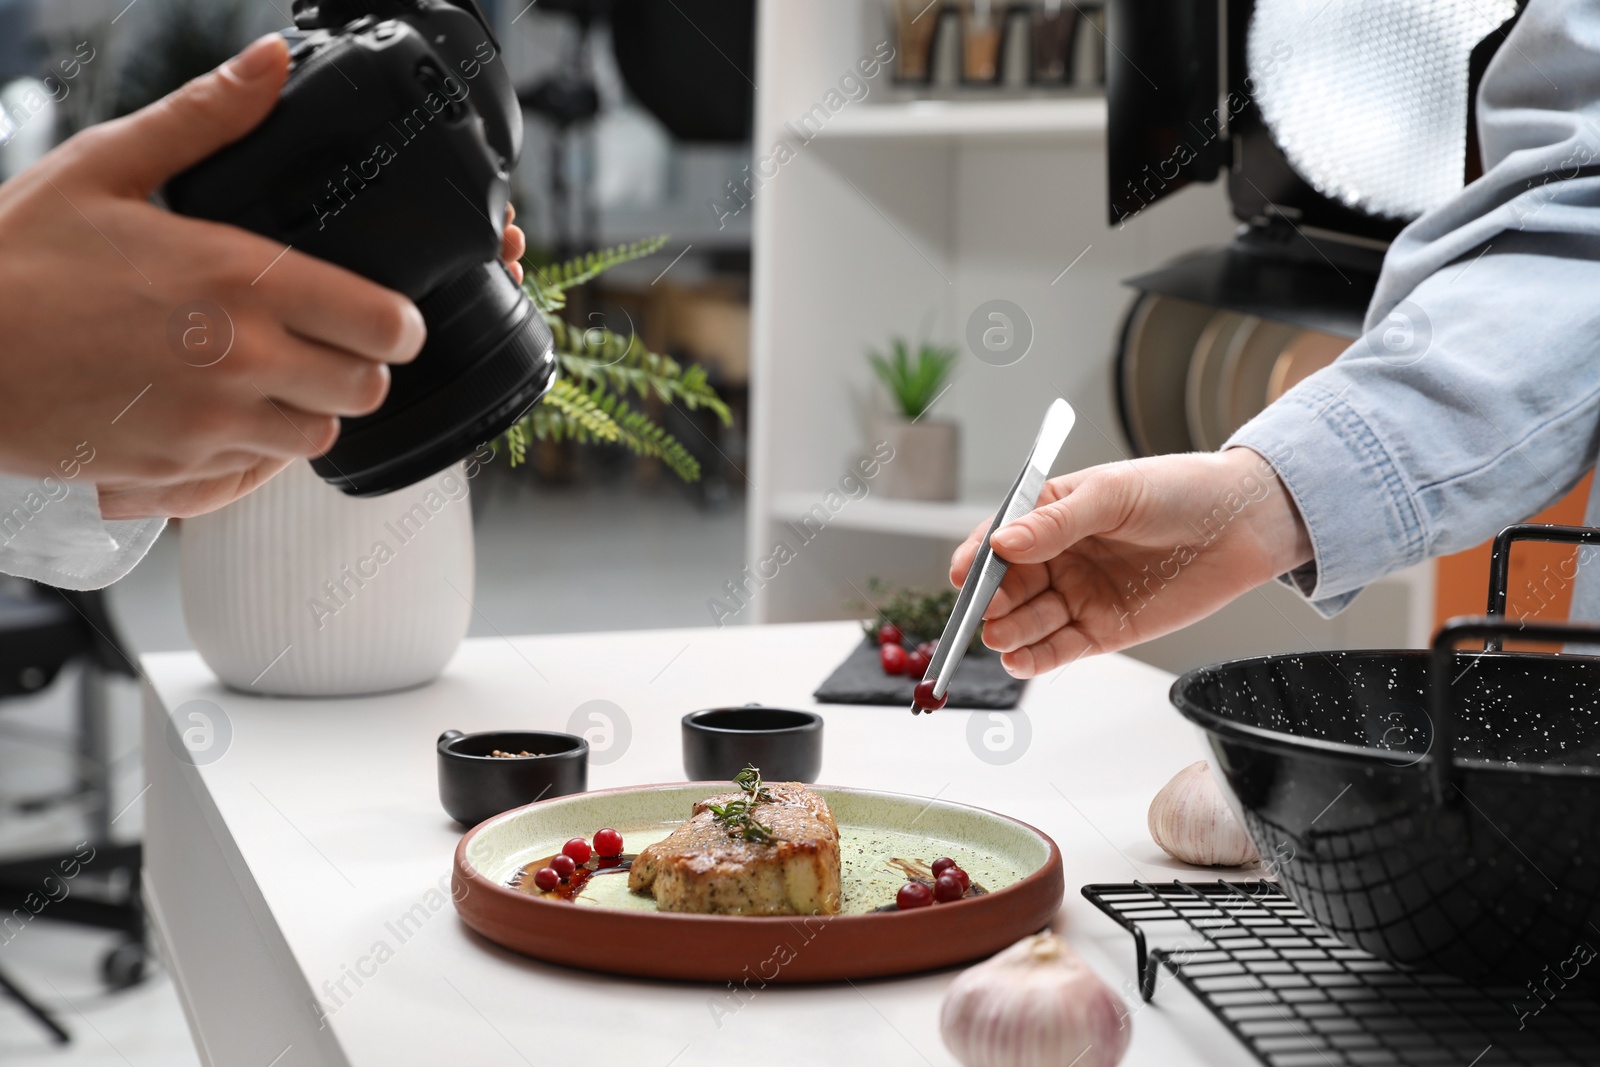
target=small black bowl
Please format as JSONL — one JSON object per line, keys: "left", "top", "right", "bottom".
{"left": 437, "top": 729, "right": 587, "bottom": 827}
{"left": 681, "top": 705, "right": 823, "bottom": 783}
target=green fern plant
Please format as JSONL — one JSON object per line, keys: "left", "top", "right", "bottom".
{"left": 869, "top": 338, "right": 956, "bottom": 421}
{"left": 500, "top": 236, "right": 731, "bottom": 482}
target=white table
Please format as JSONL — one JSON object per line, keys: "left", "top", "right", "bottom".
{"left": 141, "top": 621, "right": 1252, "bottom": 1067}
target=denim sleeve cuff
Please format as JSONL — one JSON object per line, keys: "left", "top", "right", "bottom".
{"left": 1224, "top": 382, "right": 1429, "bottom": 619}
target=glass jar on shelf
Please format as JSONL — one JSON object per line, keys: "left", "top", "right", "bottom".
{"left": 1030, "top": 0, "right": 1079, "bottom": 86}
{"left": 889, "top": 0, "right": 942, "bottom": 84}
{"left": 960, "top": 0, "right": 1003, "bottom": 84}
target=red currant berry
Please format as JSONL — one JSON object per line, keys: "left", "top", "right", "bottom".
{"left": 913, "top": 679, "right": 947, "bottom": 711}
{"left": 907, "top": 650, "right": 931, "bottom": 678}
{"left": 880, "top": 643, "right": 910, "bottom": 675}
{"left": 594, "top": 828, "right": 624, "bottom": 857}
{"left": 931, "top": 857, "right": 957, "bottom": 877}
{"left": 550, "top": 854, "right": 577, "bottom": 879}
{"left": 917, "top": 641, "right": 937, "bottom": 658}
{"left": 896, "top": 881, "right": 933, "bottom": 909}
{"left": 532, "top": 866, "right": 560, "bottom": 892}
{"left": 933, "top": 873, "right": 964, "bottom": 903}
{"left": 877, "top": 622, "right": 904, "bottom": 647}
{"left": 949, "top": 866, "right": 970, "bottom": 891}
{"left": 562, "top": 837, "right": 592, "bottom": 864}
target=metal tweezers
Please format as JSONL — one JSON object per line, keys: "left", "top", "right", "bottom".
{"left": 913, "top": 398, "right": 1076, "bottom": 712}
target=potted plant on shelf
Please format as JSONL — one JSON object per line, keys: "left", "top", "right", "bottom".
{"left": 181, "top": 236, "right": 730, "bottom": 697}
{"left": 868, "top": 338, "right": 959, "bottom": 502}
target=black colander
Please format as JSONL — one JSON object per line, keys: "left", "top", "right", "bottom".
{"left": 1172, "top": 524, "right": 1600, "bottom": 983}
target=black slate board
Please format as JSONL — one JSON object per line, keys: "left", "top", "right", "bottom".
{"left": 813, "top": 638, "right": 1026, "bottom": 709}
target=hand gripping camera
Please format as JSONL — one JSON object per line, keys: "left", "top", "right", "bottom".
{"left": 165, "top": 0, "right": 554, "bottom": 496}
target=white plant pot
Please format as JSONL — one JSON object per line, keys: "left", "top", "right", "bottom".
{"left": 179, "top": 461, "right": 474, "bottom": 696}
{"left": 872, "top": 417, "right": 960, "bottom": 502}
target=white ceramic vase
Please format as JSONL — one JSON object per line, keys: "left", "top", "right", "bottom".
{"left": 179, "top": 461, "right": 474, "bottom": 696}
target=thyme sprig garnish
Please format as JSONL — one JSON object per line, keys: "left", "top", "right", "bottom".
{"left": 733, "top": 765, "right": 773, "bottom": 802}
{"left": 706, "top": 799, "right": 776, "bottom": 843}
{"left": 708, "top": 765, "right": 778, "bottom": 843}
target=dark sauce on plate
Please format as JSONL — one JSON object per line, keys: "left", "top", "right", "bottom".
{"left": 510, "top": 853, "right": 636, "bottom": 903}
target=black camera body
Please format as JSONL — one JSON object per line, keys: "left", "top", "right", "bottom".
{"left": 165, "top": 0, "right": 555, "bottom": 497}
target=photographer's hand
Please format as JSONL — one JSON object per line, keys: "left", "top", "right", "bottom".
{"left": 0, "top": 34, "right": 430, "bottom": 517}
{"left": 503, "top": 202, "right": 526, "bottom": 285}
{"left": 949, "top": 448, "right": 1314, "bottom": 674}
{"left": 100, "top": 199, "right": 527, "bottom": 519}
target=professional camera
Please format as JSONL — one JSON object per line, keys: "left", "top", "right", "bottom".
{"left": 165, "top": 0, "right": 554, "bottom": 497}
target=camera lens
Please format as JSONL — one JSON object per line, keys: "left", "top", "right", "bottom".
{"left": 309, "top": 263, "right": 555, "bottom": 496}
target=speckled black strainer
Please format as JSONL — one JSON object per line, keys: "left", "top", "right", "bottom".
{"left": 1172, "top": 524, "right": 1600, "bottom": 983}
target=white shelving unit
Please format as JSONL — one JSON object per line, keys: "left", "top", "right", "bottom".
{"left": 770, "top": 489, "right": 1003, "bottom": 541}
{"left": 813, "top": 96, "right": 1107, "bottom": 143}
{"left": 744, "top": 0, "right": 1431, "bottom": 672}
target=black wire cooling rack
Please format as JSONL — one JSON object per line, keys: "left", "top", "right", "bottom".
{"left": 1081, "top": 881, "right": 1600, "bottom": 1067}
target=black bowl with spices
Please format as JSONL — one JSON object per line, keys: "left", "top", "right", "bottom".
{"left": 437, "top": 729, "right": 587, "bottom": 827}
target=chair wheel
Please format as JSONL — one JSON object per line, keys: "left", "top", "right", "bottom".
{"left": 101, "top": 940, "right": 147, "bottom": 990}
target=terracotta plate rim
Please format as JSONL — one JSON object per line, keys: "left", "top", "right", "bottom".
{"left": 454, "top": 781, "right": 1062, "bottom": 928}
{"left": 450, "top": 782, "right": 1066, "bottom": 980}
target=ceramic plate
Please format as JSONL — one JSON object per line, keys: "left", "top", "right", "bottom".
{"left": 1185, "top": 310, "right": 1252, "bottom": 452}
{"left": 1118, "top": 293, "right": 1216, "bottom": 456}
{"left": 1216, "top": 317, "right": 1301, "bottom": 440}
{"left": 1265, "top": 328, "right": 1348, "bottom": 405}
{"left": 453, "top": 783, "right": 1064, "bottom": 981}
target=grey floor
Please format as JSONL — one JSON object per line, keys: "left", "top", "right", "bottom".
{"left": 0, "top": 476, "right": 744, "bottom": 1064}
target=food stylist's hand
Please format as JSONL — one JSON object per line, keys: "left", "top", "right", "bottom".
{"left": 950, "top": 448, "right": 1314, "bottom": 676}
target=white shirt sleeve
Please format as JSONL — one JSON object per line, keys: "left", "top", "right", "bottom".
{"left": 0, "top": 474, "right": 165, "bottom": 590}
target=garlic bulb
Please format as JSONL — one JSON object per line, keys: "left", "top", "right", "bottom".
{"left": 1148, "top": 760, "right": 1259, "bottom": 867}
{"left": 940, "top": 933, "right": 1130, "bottom": 1067}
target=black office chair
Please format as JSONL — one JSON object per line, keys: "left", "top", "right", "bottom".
{"left": 0, "top": 579, "right": 145, "bottom": 1044}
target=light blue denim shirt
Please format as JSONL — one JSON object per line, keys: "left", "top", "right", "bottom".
{"left": 1227, "top": 0, "right": 1600, "bottom": 621}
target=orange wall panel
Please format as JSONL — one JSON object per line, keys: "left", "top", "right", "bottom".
{"left": 1433, "top": 473, "right": 1593, "bottom": 645}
